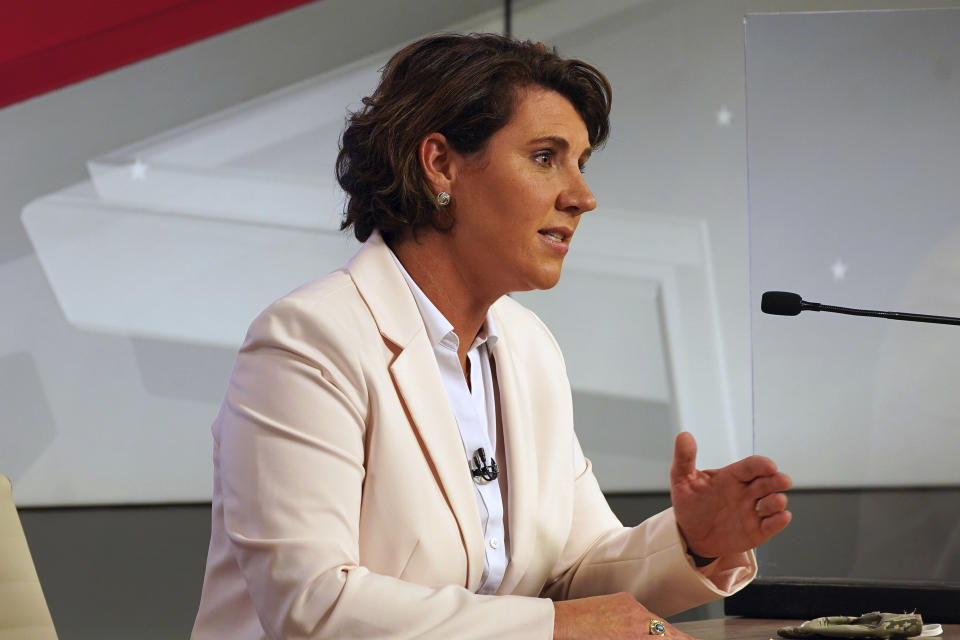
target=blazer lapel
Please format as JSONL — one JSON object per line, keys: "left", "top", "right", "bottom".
{"left": 347, "top": 232, "right": 485, "bottom": 589}
{"left": 489, "top": 306, "right": 538, "bottom": 594}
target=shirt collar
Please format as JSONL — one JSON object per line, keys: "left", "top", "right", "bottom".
{"left": 388, "top": 246, "right": 499, "bottom": 352}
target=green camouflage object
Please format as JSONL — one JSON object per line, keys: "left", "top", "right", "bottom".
{"left": 777, "top": 613, "right": 924, "bottom": 639}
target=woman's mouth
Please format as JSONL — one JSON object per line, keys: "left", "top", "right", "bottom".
{"left": 538, "top": 228, "right": 570, "bottom": 243}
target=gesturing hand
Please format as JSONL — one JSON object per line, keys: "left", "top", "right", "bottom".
{"left": 670, "top": 432, "right": 792, "bottom": 559}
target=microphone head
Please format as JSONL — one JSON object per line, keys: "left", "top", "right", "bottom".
{"left": 761, "top": 291, "right": 803, "bottom": 316}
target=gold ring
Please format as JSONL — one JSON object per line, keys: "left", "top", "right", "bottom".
{"left": 649, "top": 619, "right": 666, "bottom": 636}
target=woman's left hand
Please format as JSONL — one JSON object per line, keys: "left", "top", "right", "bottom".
{"left": 669, "top": 432, "right": 793, "bottom": 559}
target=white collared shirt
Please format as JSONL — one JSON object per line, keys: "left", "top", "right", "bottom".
{"left": 389, "top": 250, "right": 508, "bottom": 595}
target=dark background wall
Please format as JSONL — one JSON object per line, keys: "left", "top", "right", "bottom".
{"left": 20, "top": 488, "right": 960, "bottom": 638}
{"left": 17, "top": 495, "right": 687, "bottom": 639}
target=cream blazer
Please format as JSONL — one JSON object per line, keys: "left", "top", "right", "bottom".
{"left": 191, "top": 232, "right": 756, "bottom": 640}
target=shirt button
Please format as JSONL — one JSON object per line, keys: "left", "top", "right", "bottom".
{"left": 488, "top": 537, "right": 500, "bottom": 550}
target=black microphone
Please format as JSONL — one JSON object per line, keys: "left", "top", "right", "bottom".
{"left": 469, "top": 448, "right": 498, "bottom": 483}
{"left": 761, "top": 291, "right": 960, "bottom": 326}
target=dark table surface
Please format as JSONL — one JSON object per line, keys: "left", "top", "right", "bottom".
{"left": 675, "top": 618, "right": 960, "bottom": 640}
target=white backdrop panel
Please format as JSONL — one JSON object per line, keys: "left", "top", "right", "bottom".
{"left": 746, "top": 9, "right": 960, "bottom": 487}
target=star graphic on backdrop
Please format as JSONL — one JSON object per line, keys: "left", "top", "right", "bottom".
{"left": 716, "top": 105, "right": 733, "bottom": 127}
{"left": 130, "top": 159, "right": 148, "bottom": 180}
{"left": 831, "top": 259, "right": 848, "bottom": 281}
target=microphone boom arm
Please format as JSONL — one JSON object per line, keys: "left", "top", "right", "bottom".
{"left": 810, "top": 302, "right": 960, "bottom": 326}
{"left": 755, "top": 289, "right": 960, "bottom": 326}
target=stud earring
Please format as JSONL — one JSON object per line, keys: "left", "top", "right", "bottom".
{"left": 436, "top": 191, "right": 451, "bottom": 207}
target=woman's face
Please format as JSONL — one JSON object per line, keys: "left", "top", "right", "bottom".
{"left": 447, "top": 87, "right": 597, "bottom": 297}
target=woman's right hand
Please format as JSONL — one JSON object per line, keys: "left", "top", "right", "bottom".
{"left": 552, "top": 593, "right": 699, "bottom": 640}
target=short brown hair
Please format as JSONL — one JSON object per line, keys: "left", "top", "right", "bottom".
{"left": 336, "top": 33, "right": 612, "bottom": 243}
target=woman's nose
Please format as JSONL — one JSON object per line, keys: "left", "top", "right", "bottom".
{"left": 558, "top": 172, "right": 597, "bottom": 215}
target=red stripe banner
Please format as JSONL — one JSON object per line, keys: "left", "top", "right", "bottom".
{"left": 0, "top": 0, "right": 318, "bottom": 109}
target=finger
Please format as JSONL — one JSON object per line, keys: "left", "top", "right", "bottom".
{"left": 747, "top": 472, "right": 793, "bottom": 500}
{"left": 670, "top": 432, "right": 698, "bottom": 482}
{"left": 759, "top": 509, "right": 792, "bottom": 539}
{"left": 728, "top": 455, "right": 783, "bottom": 483}
{"left": 755, "top": 492, "right": 788, "bottom": 518}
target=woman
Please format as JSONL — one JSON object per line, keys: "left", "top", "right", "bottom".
{"left": 191, "top": 34, "right": 792, "bottom": 640}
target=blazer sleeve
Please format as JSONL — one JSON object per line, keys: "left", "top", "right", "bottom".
{"left": 539, "top": 435, "right": 757, "bottom": 617}
{"left": 215, "top": 295, "right": 554, "bottom": 640}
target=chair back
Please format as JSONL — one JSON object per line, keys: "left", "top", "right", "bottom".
{"left": 0, "top": 475, "right": 58, "bottom": 639}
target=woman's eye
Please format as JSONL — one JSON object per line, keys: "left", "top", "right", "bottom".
{"left": 578, "top": 163, "right": 587, "bottom": 175}
{"left": 534, "top": 151, "right": 553, "bottom": 166}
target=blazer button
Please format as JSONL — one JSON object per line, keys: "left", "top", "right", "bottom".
{"left": 488, "top": 537, "right": 500, "bottom": 549}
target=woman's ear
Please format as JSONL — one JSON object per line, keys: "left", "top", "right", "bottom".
{"left": 418, "top": 132, "right": 456, "bottom": 194}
